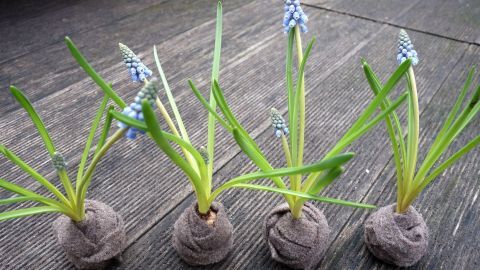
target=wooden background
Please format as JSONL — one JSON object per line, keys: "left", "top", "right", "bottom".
{"left": 1, "top": 0, "right": 479, "bottom": 269}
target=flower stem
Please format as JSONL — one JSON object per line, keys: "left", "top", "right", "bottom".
{"left": 295, "top": 25, "right": 306, "bottom": 170}
{"left": 281, "top": 134, "right": 296, "bottom": 192}
{"left": 76, "top": 128, "right": 126, "bottom": 219}
{"left": 402, "top": 66, "right": 419, "bottom": 210}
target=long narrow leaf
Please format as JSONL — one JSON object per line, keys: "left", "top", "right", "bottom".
{"left": 77, "top": 95, "right": 109, "bottom": 186}
{"left": 232, "top": 184, "right": 376, "bottom": 209}
{"left": 0, "top": 206, "right": 60, "bottom": 222}
{"left": 110, "top": 111, "right": 148, "bottom": 131}
{"left": 344, "top": 58, "right": 412, "bottom": 139}
{"left": 96, "top": 105, "right": 115, "bottom": 154}
{"left": 154, "top": 45, "right": 189, "bottom": 143}
{"left": 65, "top": 37, "right": 126, "bottom": 108}
{"left": 188, "top": 80, "right": 231, "bottom": 131}
{"left": 219, "top": 153, "right": 353, "bottom": 190}
{"left": 0, "top": 178, "right": 61, "bottom": 207}
{"left": 0, "top": 145, "right": 69, "bottom": 205}
{"left": 10, "top": 86, "right": 56, "bottom": 156}
{"left": 206, "top": 0, "right": 223, "bottom": 179}
{"left": 291, "top": 37, "right": 315, "bottom": 167}
{"left": 141, "top": 100, "right": 205, "bottom": 197}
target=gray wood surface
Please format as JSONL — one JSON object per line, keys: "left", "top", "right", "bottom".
{"left": 0, "top": 0, "right": 479, "bottom": 269}
{"left": 304, "top": 0, "right": 480, "bottom": 45}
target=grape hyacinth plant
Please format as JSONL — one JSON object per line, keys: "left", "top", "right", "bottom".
{"left": 189, "top": 1, "right": 413, "bottom": 268}
{"left": 110, "top": 2, "right": 350, "bottom": 265}
{"left": 363, "top": 30, "right": 480, "bottom": 267}
{"left": 0, "top": 36, "right": 157, "bottom": 268}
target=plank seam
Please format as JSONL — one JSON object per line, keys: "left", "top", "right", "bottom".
{"left": 303, "top": 2, "right": 480, "bottom": 47}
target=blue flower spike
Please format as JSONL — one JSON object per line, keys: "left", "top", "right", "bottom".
{"left": 282, "top": 0, "right": 308, "bottom": 33}
{"left": 52, "top": 152, "right": 67, "bottom": 171}
{"left": 270, "top": 108, "right": 289, "bottom": 138}
{"left": 119, "top": 43, "right": 153, "bottom": 82}
{"left": 397, "top": 29, "right": 419, "bottom": 66}
{"left": 119, "top": 78, "right": 160, "bottom": 139}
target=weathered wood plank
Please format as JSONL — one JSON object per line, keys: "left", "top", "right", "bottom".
{"left": 305, "top": 0, "right": 480, "bottom": 44}
{"left": 112, "top": 21, "right": 470, "bottom": 270}
{"left": 0, "top": 1, "right": 400, "bottom": 268}
{"left": 0, "top": 0, "right": 166, "bottom": 64}
{"left": 0, "top": 0, "right": 249, "bottom": 114}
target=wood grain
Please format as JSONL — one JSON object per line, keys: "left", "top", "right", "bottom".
{"left": 304, "top": 0, "right": 480, "bottom": 45}
{"left": 0, "top": 0, "right": 478, "bottom": 269}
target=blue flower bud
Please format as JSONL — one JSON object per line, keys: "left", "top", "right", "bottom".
{"left": 282, "top": 0, "right": 308, "bottom": 33}
{"left": 270, "top": 108, "right": 289, "bottom": 138}
{"left": 119, "top": 43, "right": 153, "bottom": 82}
{"left": 118, "top": 79, "right": 160, "bottom": 139}
{"left": 52, "top": 152, "right": 67, "bottom": 171}
{"left": 397, "top": 29, "right": 419, "bottom": 66}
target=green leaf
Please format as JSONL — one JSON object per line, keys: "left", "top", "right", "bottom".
{"left": 224, "top": 153, "right": 352, "bottom": 188}
{"left": 141, "top": 100, "right": 206, "bottom": 199}
{"left": 232, "top": 183, "right": 376, "bottom": 209}
{"left": 0, "top": 206, "right": 60, "bottom": 222}
{"left": 422, "top": 134, "right": 480, "bottom": 188}
{"left": 188, "top": 80, "right": 231, "bottom": 131}
{"left": 212, "top": 81, "right": 265, "bottom": 156}
{"left": 154, "top": 45, "right": 190, "bottom": 144}
{"left": 286, "top": 29, "right": 295, "bottom": 132}
{"left": 0, "top": 145, "right": 70, "bottom": 205}
{"left": 65, "top": 37, "right": 126, "bottom": 109}
{"left": 0, "top": 196, "right": 40, "bottom": 206}
{"left": 309, "top": 167, "right": 344, "bottom": 195}
{"left": 328, "top": 92, "right": 408, "bottom": 157}
{"left": 0, "top": 178, "right": 62, "bottom": 208}
{"left": 96, "top": 105, "right": 115, "bottom": 154}
{"left": 291, "top": 37, "right": 315, "bottom": 166}
{"left": 210, "top": 153, "right": 353, "bottom": 203}
{"left": 110, "top": 111, "right": 148, "bottom": 131}
{"left": 205, "top": 0, "right": 224, "bottom": 180}
{"left": 343, "top": 59, "right": 412, "bottom": 140}
{"left": 77, "top": 95, "right": 109, "bottom": 187}
{"left": 10, "top": 86, "right": 56, "bottom": 156}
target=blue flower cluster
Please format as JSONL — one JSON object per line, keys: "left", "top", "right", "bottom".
{"left": 119, "top": 43, "right": 153, "bottom": 82}
{"left": 52, "top": 152, "right": 67, "bottom": 171}
{"left": 270, "top": 108, "right": 289, "bottom": 138}
{"left": 118, "top": 79, "right": 159, "bottom": 139}
{"left": 397, "top": 29, "right": 419, "bottom": 66}
{"left": 283, "top": 0, "right": 308, "bottom": 33}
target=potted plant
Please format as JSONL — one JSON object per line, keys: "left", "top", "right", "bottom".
{"left": 0, "top": 37, "right": 140, "bottom": 269}
{"left": 362, "top": 29, "right": 480, "bottom": 267}
{"left": 111, "top": 2, "right": 358, "bottom": 265}
{"left": 187, "top": 1, "right": 415, "bottom": 268}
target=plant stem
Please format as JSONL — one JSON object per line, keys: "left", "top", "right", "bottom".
{"left": 58, "top": 170, "right": 76, "bottom": 208}
{"left": 76, "top": 128, "right": 126, "bottom": 219}
{"left": 281, "top": 135, "right": 296, "bottom": 191}
{"left": 295, "top": 25, "right": 306, "bottom": 171}
{"left": 155, "top": 97, "right": 199, "bottom": 170}
{"left": 402, "top": 67, "right": 419, "bottom": 209}
{"left": 291, "top": 199, "right": 303, "bottom": 219}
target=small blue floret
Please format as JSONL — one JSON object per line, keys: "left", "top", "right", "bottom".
{"left": 282, "top": 0, "right": 308, "bottom": 33}
{"left": 397, "top": 30, "right": 419, "bottom": 66}
{"left": 270, "top": 108, "right": 289, "bottom": 138}
{"left": 118, "top": 79, "right": 159, "bottom": 139}
{"left": 119, "top": 43, "right": 153, "bottom": 82}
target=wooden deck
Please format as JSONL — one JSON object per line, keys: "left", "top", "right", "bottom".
{"left": 1, "top": 0, "right": 479, "bottom": 269}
